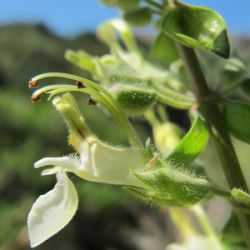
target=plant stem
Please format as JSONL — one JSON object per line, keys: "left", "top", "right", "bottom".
{"left": 177, "top": 44, "right": 250, "bottom": 248}
{"left": 177, "top": 46, "right": 247, "bottom": 189}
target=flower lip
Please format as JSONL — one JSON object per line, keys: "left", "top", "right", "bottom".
{"left": 27, "top": 170, "right": 78, "bottom": 248}
{"left": 34, "top": 156, "right": 81, "bottom": 170}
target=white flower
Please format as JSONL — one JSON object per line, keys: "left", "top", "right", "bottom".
{"left": 27, "top": 136, "right": 147, "bottom": 247}
{"left": 35, "top": 136, "right": 146, "bottom": 186}
{"left": 27, "top": 93, "right": 148, "bottom": 247}
{"left": 27, "top": 170, "right": 78, "bottom": 248}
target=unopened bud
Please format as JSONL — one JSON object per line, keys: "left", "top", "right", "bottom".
{"left": 110, "top": 84, "right": 156, "bottom": 116}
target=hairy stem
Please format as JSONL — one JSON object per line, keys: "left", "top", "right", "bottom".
{"left": 177, "top": 44, "right": 250, "bottom": 248}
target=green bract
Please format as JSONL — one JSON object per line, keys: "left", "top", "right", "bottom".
{"left": 161, "top": 2, "right": 230, "bottom": 58}
{"left": 124, "top": 7, "right": 152, "bottom": 27}
{"left": 224, "top": 100, "right": 250, "bottom": 144}
{"left": 167, "top": 116, "right": 209, "bottom": 167}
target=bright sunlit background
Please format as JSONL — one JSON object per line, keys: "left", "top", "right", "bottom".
{"left": 0, "top": 0, "right": 249, "bottom": 35}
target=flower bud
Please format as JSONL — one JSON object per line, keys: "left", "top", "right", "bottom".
{"left": 110, "top": 84, "right": 156, "bottom": 115}
{"left": 153, "top": 122, "right": 182, "bottom": 159}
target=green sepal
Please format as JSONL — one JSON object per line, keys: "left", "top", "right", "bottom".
{"left": 124, "top": 7, "right": 152, "bottom": 27}
{"left": 110, "top": 84, "right": 156, "bottom": 115}
{"left": 161, "top": 2, "right": 230, "bottom": 58}
{"left": 125, "top": 186, "right": 195, "bottom": 207}
{"left": 167, "top": 116, "right": 209, "bottom": 167}
{"left": 65, "top": 50, "right": 96, "bottom": 73}
{"left": 224, "top": 100, "right": 250, "bottom": 144}
{"left": 132, "top": 164, "right": 211, "bottom": 207}
{"left": 151, "top": 32, "right": 179, "bottom": 63}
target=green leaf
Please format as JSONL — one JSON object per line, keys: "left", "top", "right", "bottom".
{"left": 124, "top": 7, "right": 152, "bottom": 27}
{"left": 161, "top": 2, "right": 230, "bottom": 58}
{"left": 167, "top": 116, "right": 209, "bottom": 167}
{"left": 224, "top": 100, "right": 250, "bottom": 144}
{"left": 151, "top": 32, "right": 179, "bottom": 63}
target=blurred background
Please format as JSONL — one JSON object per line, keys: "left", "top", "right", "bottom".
{"left": 1, "top": 1, "right": 250, "bottom": 250}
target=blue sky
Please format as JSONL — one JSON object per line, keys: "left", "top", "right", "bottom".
{"left": 0, "top": 0, "right": 249, "bottom": 36}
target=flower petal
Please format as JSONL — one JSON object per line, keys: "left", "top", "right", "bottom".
{"left": 27, "top": 171, "right": 78, "bottom": 247}
{"left": 86, "top": 138, "right": 146, "bottom": 186}
{"left": 34, "top": 156, "right": 92, "bottom": 179}
{"left": 35, "top": 156, "right": 80, "bottom": 170}
{"left": 34, "top": 138, "right": 148, "bottom": 187}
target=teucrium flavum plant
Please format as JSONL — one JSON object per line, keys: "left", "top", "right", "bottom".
{"left": 27, "top": 0, "right": 250, "bottom": 248}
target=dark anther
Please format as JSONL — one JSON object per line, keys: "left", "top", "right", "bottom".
{"left": 76, "top": 81, "right": 85, "bottom": 89}
{"left": 87, "top": 98, "right": 97, "bottom": 105}
{"left": 28, "top": 80, "right": 39, "bottom": 88}
{"left": 31, "top": 95, "right": 41, "bottom": 103}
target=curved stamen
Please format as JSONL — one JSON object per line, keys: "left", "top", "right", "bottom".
{"left": 30, "top": 73, "right": 144, "bottom": 149}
